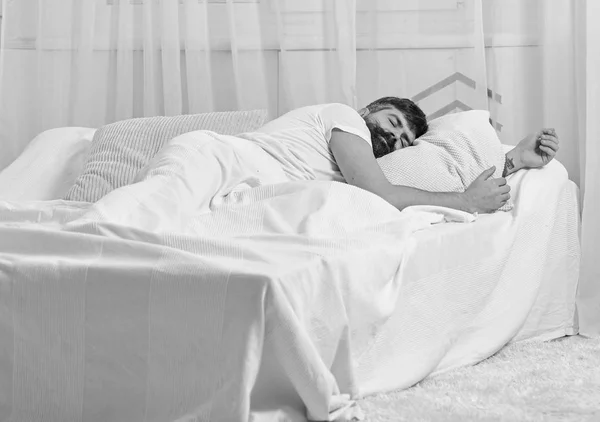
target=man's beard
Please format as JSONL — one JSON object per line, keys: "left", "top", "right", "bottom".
{"left": 365, "top": 119, "right": 394, "bottom": 158}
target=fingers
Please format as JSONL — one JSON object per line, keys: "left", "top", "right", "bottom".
{"left": 539, "top": 136, "right": 559, "bottom": 152}
{"left": 540, "top": 128, "right": 557, "bottom": 140}
{"left": 499, "top": 184, "right": 511, "bottom": 194}
{"left": 488, "top": 181, "right": 511, "bottom": 206}
{"left": 534, "top": 128, "right": 557, "bottom": 140}
{"left": 494, "top": 184, "right": 511, "bottom": 206}
{"left": 539, "top": 128, "right": 559, "bottom": 150}
{"left": 539, "top": 132, "right": 558, "bottom": 140}
{"left": 478, "top": 166, "right": 496, "bottom": 180}
{"left": 539, "top": 137, "right": 556, "bottom": 145}
{"left": 495, "top": 177, "right": 507, "bottom": 187}
{"left": 536, "top": 128, "right": 559, "bottom": 160}
{"left": 539, "top": 145, "right": 557, "bottom": 156}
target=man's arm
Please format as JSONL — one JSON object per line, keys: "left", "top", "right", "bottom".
{"left": 330, "top": 129, "right": 510, "bottom": 214}
{"left": 503, "top": 129, "right": 560, "bottom": 177}
{"left": 503, "top": 148, "right": 523, "bottom": 177}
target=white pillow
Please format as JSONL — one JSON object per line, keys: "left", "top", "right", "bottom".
{"left": 377, "top": 110, "right": 513, "bottom": 211}
{"left": 0, "top": 127, "right": 96, "bottom": 201}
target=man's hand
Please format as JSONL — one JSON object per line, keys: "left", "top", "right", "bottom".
{"left": 516, "top": 128, "right": 560, "bottom": 169}
{"left": 462, "top": 166, "right": 511, "bottom": 213}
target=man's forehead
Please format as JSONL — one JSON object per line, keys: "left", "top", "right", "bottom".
{"left": 379, "top": 107, "right": 406, "bottom": 122}
{"left": 379, "top": 106, "right": 405, "bottom": 120}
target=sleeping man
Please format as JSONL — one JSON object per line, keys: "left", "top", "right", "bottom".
{"left": 233, "top": 97, "right": 559, "bottom": 214}
{"left": 134, "top": 97, "right": 559, "bottom": 220}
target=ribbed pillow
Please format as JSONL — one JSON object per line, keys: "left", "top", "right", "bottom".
{"left": 64, "top": 110, "right": 269, "bottom": 203}
{"left": 377, "top": 110, "right": 513, "bottom": 212}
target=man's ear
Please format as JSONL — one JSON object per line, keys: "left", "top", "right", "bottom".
{"left": 358, "top": 108, "right": 369, "bottom": 118}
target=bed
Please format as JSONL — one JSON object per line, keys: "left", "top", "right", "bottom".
{"left": 0, "top": 124, "right": 581, "bottom": 422}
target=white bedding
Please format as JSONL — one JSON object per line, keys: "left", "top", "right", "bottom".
{"left": 354, "top": 167, "right": 580, "bottom": 397}
{"left": 0, "top": 131, "right": 581, "bottom": 421}
{"left": 0, "top": 127, "right": 96, "bottom": 201}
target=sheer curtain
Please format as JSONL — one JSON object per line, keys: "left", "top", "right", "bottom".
{"left": 0, "top": 0, "right": 490, "bottom": 168}
{"left": 574, "top": 0, "right": 600, "bottom": 337}
{"left": 483, "top": 1, "right": 599, "bottom": 336}
{"left": 0, "top": 0, "right": 598, "bottom": 333}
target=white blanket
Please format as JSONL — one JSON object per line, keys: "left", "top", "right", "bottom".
{"left": 0, "top": 132, "right": 574, "bottom": 421}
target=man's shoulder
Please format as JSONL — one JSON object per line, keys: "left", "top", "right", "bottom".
{"left": 316, "top": 102, "right": 358, "bottom": 112}
{"left": 267, "top": 103, "right": 361, "bottom": 131}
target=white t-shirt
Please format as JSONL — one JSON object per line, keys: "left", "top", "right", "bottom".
{"left": 238, "top": 103, "right": 372, "bottom": 183}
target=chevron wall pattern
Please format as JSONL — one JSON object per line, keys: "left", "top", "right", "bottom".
{"left": 411, "top": 72, "right": 503, "bottom": 131}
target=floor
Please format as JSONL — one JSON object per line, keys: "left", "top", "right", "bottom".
{"left": 358, "top": 335, "right": 600, "bottom": 422}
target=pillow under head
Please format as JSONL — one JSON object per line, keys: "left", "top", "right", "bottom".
{"left": 377, "top": 110, "right": 513, "bottom": 211}
{"left": 64, "top": 110, "right": 269, "bottom": 203}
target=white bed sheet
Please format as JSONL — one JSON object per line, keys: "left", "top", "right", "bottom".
{"left": 396, "top": 180, "right": 580, "bottom": 344}
{"left": 0, "top": 130, "right": 582, "bottom": 421}
{"left": 337, "top": 157, "right": 580, "bottom": 399}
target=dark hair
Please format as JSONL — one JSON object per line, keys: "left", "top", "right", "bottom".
{"left": 365, "top": 97, "right": 428, "bottom": 139}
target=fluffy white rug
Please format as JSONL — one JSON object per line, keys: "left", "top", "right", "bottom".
{"left": 358, "top": 335, "right": 600, "bottom": 421}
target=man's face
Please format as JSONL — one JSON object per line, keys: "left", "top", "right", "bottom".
{"left": 363, "top": 107, "right": 416, "bottom": 158}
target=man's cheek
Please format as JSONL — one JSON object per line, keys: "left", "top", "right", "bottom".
{"left": 372, "top": 138, "right": 390, "bottom": 158}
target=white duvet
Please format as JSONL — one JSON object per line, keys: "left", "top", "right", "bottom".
{"left": 0, "top": 131, "right": 577, "bottom": 422}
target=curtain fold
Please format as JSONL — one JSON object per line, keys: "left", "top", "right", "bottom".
{"left": 576, "top": 0, "right": 600, "bottom": 337}
{"left": 142, "top": 0, "right": 161, "bottom": 116}
{"left": 182, "top": 0, "right": 213, "bottom": 114}
{"left": 113, "top": 0, "right": 134, "bottom": 120}
{"left": 68, "top": 0, "right": 98, "bottom": 125}
{"left": 471, "top": 0, "right": 489, "bottom": 112}
{"left": 0, "top": 0, "right": 597, "bottom": 333}
{"left": 333, "top": 0, "right": 357, "bottom": 108}
{"left": 160, "top": 0, "right": 183, "bottom": 116}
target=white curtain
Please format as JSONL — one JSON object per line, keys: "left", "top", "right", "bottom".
{"left": 0, "top": 0, "right": 598, "bottom": 334}
{"left": 574, "top": 0, "right": 600, "bottom": 337}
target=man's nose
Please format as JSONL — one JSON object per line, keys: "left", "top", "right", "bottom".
{"left": 385, "top": 130, "right": 399, "bottom": 142}
{"left": 390, "top": 132, "right": 403, "bottom": 148}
